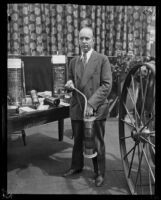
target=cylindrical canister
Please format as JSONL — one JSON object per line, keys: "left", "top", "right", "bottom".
{"left": 51, "top": 55, "right": 66, "bottom": 97}
{"left": 7, "top": 58, "right": 23, "bottom": 106}
{"left": 43, "top": 96, "right": 60, "bottom": 107}
{"left": 30, "top": 90, "right": 40, "bottom": 109}
{"left": 83, "top": 116, "right": 97, "bottom": 158}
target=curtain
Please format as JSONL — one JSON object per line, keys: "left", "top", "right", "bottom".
{"left": 7, "top": 4, "right": 154, "bottom": 57}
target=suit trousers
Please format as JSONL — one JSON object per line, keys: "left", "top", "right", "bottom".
{"left": 71, "top": 119, "right": 106, "bottom": 177}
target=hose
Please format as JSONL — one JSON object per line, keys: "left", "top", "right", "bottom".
{"left": 65, "top": 84, "right": 87, "bottom": 118}
{"left": 72, "top": 87, "right": 87, "bottom": 118}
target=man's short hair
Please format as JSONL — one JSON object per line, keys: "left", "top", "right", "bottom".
{"left": 80, "top": 26, "right": 94, "bottom": 37}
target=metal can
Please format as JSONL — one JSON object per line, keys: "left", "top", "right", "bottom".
{"left": 30, "top": 90, "right": 39, "bottom": 109}
{"left": 43, "top": 96, "right": 60, "bottom": 107}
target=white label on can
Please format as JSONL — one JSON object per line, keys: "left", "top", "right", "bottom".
{"left": 51, "top": 55, "right": 66, "bottom": 64}
{"left": 7, "top": 58, "right": 21, "bottom": 68}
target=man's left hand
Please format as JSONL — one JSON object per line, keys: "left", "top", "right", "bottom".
{"left": 86, "top": 103, "right": 94, "bottom": 117}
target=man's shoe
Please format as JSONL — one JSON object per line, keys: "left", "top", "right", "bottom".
{"left": 95, "top": 175, "right": 104, "bottom": 187}
{"left": 62, "top": 168, "right": 82, "bottom": 177}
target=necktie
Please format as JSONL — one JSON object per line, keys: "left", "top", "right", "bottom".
{"left": 82, "top": 53, "right": 87, "bottom": 66}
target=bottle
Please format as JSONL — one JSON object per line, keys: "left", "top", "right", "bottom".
{"left": 30, "top": 90, "right": 40, "bottom": 109}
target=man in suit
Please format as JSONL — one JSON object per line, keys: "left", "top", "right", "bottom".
{"left": 63, "top": 27, "right": 112, "bottom": 187}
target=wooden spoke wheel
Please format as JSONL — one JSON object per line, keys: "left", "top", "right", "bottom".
{"left": 119, "top": 61, "right": 155, "bottom": 194}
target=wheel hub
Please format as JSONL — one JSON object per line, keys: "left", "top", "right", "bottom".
{"left": 131, "top": 127, "right": 150, "bottom": 143}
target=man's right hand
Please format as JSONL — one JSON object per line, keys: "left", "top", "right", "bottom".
{"left": 65, "top": 80, "right": 75, "bottom": 91}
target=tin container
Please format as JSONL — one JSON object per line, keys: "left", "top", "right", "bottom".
{"left": 30, "top": 90, "right": 40, "bottom": 109}
{"left": 51, "top": 55, "right": 66, "bottom": 96}
{"left": 7, "top": 58, "right": 23, "bottom": 106}
{"left": 43, "top": 96, "right": 60, "bottom": 107}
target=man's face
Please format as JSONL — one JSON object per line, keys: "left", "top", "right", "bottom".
{"left": 79, "top": 28, "right": 94, "bottom": 53}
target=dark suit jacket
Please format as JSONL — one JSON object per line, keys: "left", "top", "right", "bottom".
{"left": 68, "top": 50, "right": 112, "bottom": 120}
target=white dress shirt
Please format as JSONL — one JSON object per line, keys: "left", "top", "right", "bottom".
{"left": 81, "top": 48, "right": 93, "bottom": 63}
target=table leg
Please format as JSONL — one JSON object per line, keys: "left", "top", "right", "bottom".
{"left": 21, "top": 130, "right": 26, "bottom": 146}
{"left": 58, "top": 119, "right": 64, "bottom": 141}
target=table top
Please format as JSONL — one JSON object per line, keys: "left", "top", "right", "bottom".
{"left": 7, "top": 105, "right": 70, "bottom": 133}
{"left": 8, "top": 105, "right": 69, "bottom": 118}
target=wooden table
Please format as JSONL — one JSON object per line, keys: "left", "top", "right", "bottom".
{"left": 7, "top": 105, "right": 70, "bottom": 145}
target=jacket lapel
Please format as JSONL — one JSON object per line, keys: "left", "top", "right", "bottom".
{"left": 75, "top": 56, "right": 84, "bottom": 82}
{"left": 80, "top": 51, "right": 98, "bottom": 89}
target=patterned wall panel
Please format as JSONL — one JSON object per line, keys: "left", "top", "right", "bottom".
{"left": 8, "top": 4, "right": 155, "bottom": 57}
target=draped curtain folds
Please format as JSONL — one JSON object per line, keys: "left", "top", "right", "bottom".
{"left": 8, "top": 4, "right": 154, "bottom": 57}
